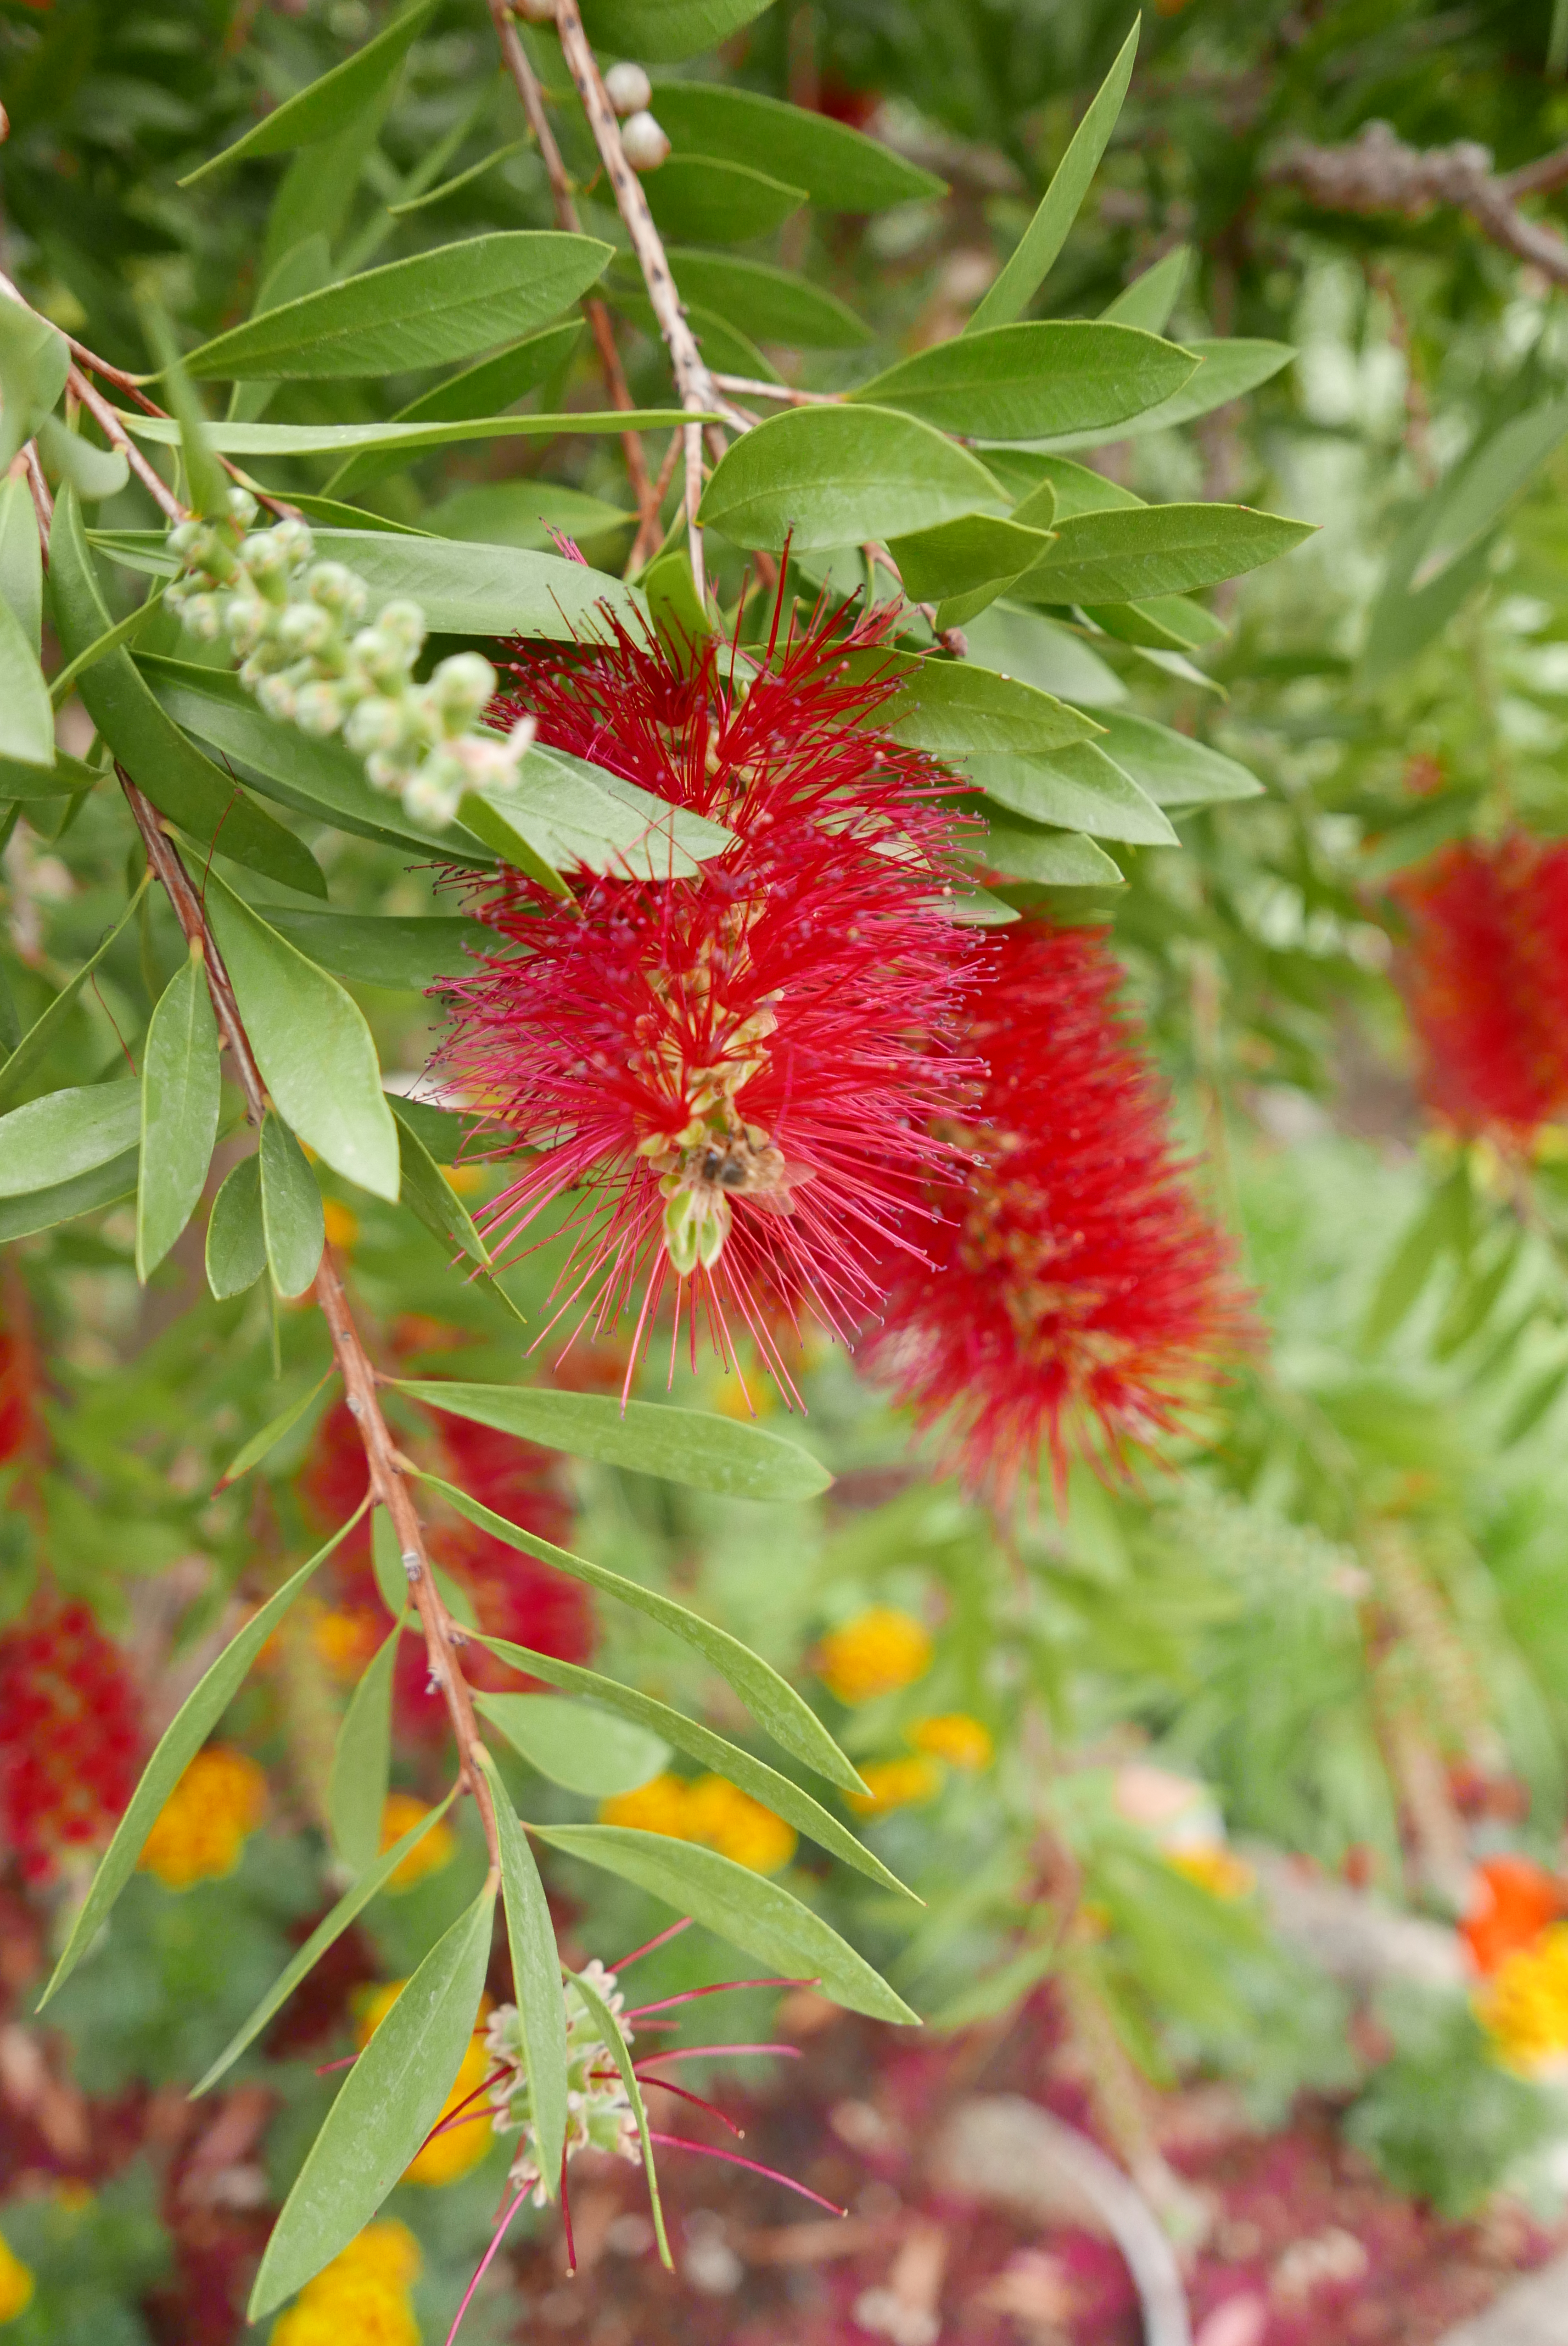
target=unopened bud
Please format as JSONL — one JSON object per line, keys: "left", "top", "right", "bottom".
{"left": 429, "top": 651, "right": 497, "bottom": 731}
{"left": 277, "top": 600, "right": 332, "bottom": 656}
{"left": 306, "top": 561, "right": 366, "bottom": 623}
{"left": 293, "top": 680, "right": 345, "bottom": 736}
{"left": 345, "top": 694, "right": 408, "bottom": 755}
{"left": 604, "top": 61, "right": 652, "bottom": 115}
{"left": 620, "top": 110, "right": 670, "bottom": 171}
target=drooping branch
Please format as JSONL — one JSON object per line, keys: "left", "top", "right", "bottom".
{"left": 1267, "top": 120, "right": 1568, "bottom": 287}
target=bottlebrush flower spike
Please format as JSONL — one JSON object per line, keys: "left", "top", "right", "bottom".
{"left": 0, "top": 1599, "right": 142, "bottom": 1881}
{"left": 440, "top": 601, "right": 980, "bottom": 1399}
{"left": 1389, "top": 832, "right": 1568, "bottom": 1140}
{"left": 864, "top": 919, "right": 1253, "bottom": 1503}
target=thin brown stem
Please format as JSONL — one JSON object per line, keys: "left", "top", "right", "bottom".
{"left": 488, "top": 0, "right": 657, "bottom": 539}
{"left": 69, "top": 366, "right": 184, "bottom": 522}
{"left": 117, "top": 770, "right": 501, "bottom": 1870}
{"left": 628, "top": 426, "right": 682, "bottom": 573}
{"left": 711, "top": 374, "right": 841, "bottom": 407}
{"left": 1268, "top": 122, "right": 1568, "bottom": 288}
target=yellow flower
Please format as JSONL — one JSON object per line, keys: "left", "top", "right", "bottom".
{"left": 378, "top": 1795, "right": 457, "bottom": 1892}
{"left": 599, "top": 1773, "right": 693, "bottom": 1837}
{"left": 441, "top": 1163, "right": 486, "bottom": 1196}
{"left": 845, "top": 1755, "right": 944, "bottom": 1818}
{"left": 1481, "top": 1923, "right": 1568, "bottom": 2071}
{"left": 909, "top": 1713, "right": 994, "bottom": 1772}
{"left": 1167, "top": 1845, "right": 1255, "bottom": 1902}
{"left": 711, "top": 1368, "right": 776, "bottom": 1421}
{"left": 684, "top": 1775, "right": 797, "bottom": 1875}
{"left": 138, "top": 1746, "right": 267, "bottom": 1890}
{"left": 321, "top": 1199, "right": 359, "bottom": 1252}
{"left": 816, "top": 1608, "right": 932, "bottom": 1706}
{"left": 357, "top": 1986, "right": 493, "bottom": 2185}
{"left": 0, "top": 2233, "right": 35, "bottom": 2325}
{"left": 310, "top": 1602, "right": 382, "bottom": 1686}
{"left": 270, "top": 2220, "right": 422, "bottom": 2346}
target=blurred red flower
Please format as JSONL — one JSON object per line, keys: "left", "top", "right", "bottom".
{"left": 1461, "top": 1854, "right": 1564, "bottom": 1976}
{"left": 0, "top": 1599, "right": 141, "bottom": 1882}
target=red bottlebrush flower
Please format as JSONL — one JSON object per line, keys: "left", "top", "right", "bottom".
{"left": 1461, "top": 1855, "right": 1565, "bottom": 1978}
{"left": 440, "top": 604, "right": 979, "bottom": 1398}
{"left": 862, "top": 920, "right": 1253, "bottom": 1503}
{"left": 0, "top": 1599, "right": 142, "bottom": 1882}
{"left": 1390, "top": 833, "right": 1568, "bottom": 1140}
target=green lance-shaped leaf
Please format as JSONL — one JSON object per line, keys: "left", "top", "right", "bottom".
{"left": 136, "top": 943, "right": 221, "bottom": 1282}
{"left": 1412, "top": 398, "right": 1568, "bottom": 590}
{"left": 206, "top": 1155, "right": 267, "bottom": 1299}
{"left": 388, "top": 1099, "right": 496, "bottom": 1275}
{"left": 477, "top": 1689, "right": 668, "bottom": 1799}
{"left": 203, "top": 870, "right": 400, "bottom": 1202}
{"left": 569, "top": 1958, "right": 671, "bottom": 2266}
{"left": 838, "top": 646, "right": 1100, "bottom": 759}
{"left": 645, "top": 157, "right": 806, "bottom": 246}
{"left": 853, "top": 321, "right": 1194, "bottom": 444}
{"left": 0, "top": 751, "right": 99, "bottom": 803}
{"left": 328, "top": 1622, "right": 400, "bottom": 1874}
{"left": 396, "top": 1380, "right": 828, "bottom": 1502}
{"left": 1082, "top": 593, "right": 1227, "bottom": 652}
{"left": 973, "top": 741, "right": 1178, "bottom": 847}
{"left": 40, "top": 1506, "right": 368, "bottom": 2008}
{"left": 136, "top": 294, "right": 226, "bottom": 520}
{"left": 461, "top": 742, "right": 731, "bottom": 885}
{"left": 115, "top": 409, "right": 699, "bottom": 465}
{"left": 0, "top": 869, "right": 145, "bottom": 1115}
{"left": 248, "top": 1881, "right": 497, "bottom": 2321}
{"left": 35, "top": 413, "right": 128, "bottom": 502}
{"left": 48, "top": 492, "right": 327, "bottom": 901}
{"left": 1032, "top": 337, "right": 1295, "bottom": 453}
{"left": 0, "top": 300, "right": 69, "bottom": 473}
{"left": 979, "top": 822, "right": 1124, "bottom": 888}
{"left": 660, "top": 249, "right": 871, "bottom": 349}
{"left": 192, "top": 1791, "right": 456, "bottom": 2099}
{"left": 474, "top": 1647, "right": 917, "bottom": 1902}
{"left": 328, "top": 320, "right": 585, "bottom": 498}
{"left": 260, "top": 1113, "right": 326, "bottom": 1299}
{"left": 536, "top": 1826, "right": 920, "bottom": 2026}
{"left": 0, "top": 597, "right": 53, "bottom": 771}
{"left": 1101, "top": 245, "right": 1191, "bottom": 334}
{"left": 0, "top": 1150, "right": 142, "bottom": 1243}
{"left": 0, "top": 472, "right": 44, "bottom": 655}
{"left": 1014, "top": 502, "right": 1315, "bottom": 605}
{"left": 47, "top": 588, "right": 166, "bottom": 710}
{"left": 219, "top": 1365, "right": 335, "bottom": 1488}
{"left": 966, "top": 19, "right": 1139, "bottom": 334}
{"left": 183, "top": 234, "right": 613, "bottom": 382}
{"left": 412, "top": 1471, "right": 864, "bottom": 1796}
{"left": 700, "top": 405, "right": 1005, "bottom": 553}
{"left": 885, "top": 513, "right": 1055, "bottom": 605}
{"left": 580, "top": 0, "right": 773, "bottom": 60}
{"left": 476, "top": 1747, "right": 567, "bottom": 2201}
{"left": 0, "top": 1080, "right": 141, "bottom": 1200}
{"left": 259, "top": 911, "right": 486, "bottom": 992}
{"left": 182, "top": 0, "right": 438, "bottom": 184}
{"left": 1084, "top": 711, "right": 1262, "bottom": 809}
{"left": 649, "top": 80, "right": 944, "bottom": 209}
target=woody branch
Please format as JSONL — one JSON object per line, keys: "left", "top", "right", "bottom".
{"left": 1267, "top": 120, "right": 1568, "bottom": 288}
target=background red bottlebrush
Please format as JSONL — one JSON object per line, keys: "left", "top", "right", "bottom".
{"left": 0, "top": 1601, "right": 142, "bottom": 1882}
{"left": 865, "top": 920, "right": 1255, "bottom": 1502}
{"left": 1390, "top": 833, "right": 1568, "bottom": 1141}
{"left": 441, "top": 604, "right": 981, "bottom": 1400}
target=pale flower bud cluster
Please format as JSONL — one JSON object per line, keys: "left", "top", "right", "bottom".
{"left": 164, "top": 489, "right": 534, "bottom": 827}
{"left": 485, "top": 1960, "right": 641, "bottom": 2206}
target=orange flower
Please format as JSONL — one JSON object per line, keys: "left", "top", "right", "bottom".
{"left": 1461, "top": 1855, "right": 1563, "bottom": 1976}
{"left": 1168, "top": 1844, "right": 1255, "bottom": 1902}
{"left": 599, "top": 1773, "right": 692, "bottom": 1837}
{"left": 138, "top": 1747, "right": 267, "bottom": 1890}
{"left": 846, "top": 1755, "right": 943, "bottom": 1817}
{"left": 270, "top": 2219, "right": 421, "bottom": 2346}
{"left": 1479, "top": 1923, "right": 1568, "bottom": 2071}
{"left": 816, "top": 1608, "right": 932, "bottom": 1706}
{"left": 909, "top": 1713, "right": 993, "bottom": 1771}
{"left": 357, "top": 1986, "right": 492, "bottom": 2185}
{"left": 684, "top": 1775, "right": 797, "bottom": 1875}
{"left": 378, "top": 1794, "right": 456, "bottom": 1892}
{"left": 310, "top": 1604, "right": 382, "bottom": 1686}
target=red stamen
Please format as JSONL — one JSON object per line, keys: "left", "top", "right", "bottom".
{"left": 635, "top": 2043, "right": 801, "bottom": 2065}
{"left": 561, "top": 2147, "right": 576, "bottom": 2276}
{"left": 623, "top": 1978, "right": 818, "bottom": 2019}
{"left": 445, "top": 2185, "right": 530, "bottom": 2346}
{"left": 610, "top": 1915, "right": 694, "bottom": 1973}
{"left": 647, "top": 2131, "right": 847, "bottom": 2215}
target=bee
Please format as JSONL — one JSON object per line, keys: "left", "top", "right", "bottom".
{"left": 694, "top": 1128, "right": 813, "bottom": 1217}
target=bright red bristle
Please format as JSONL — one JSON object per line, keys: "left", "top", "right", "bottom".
{"left": 1390, "top": 832, "right": 1568, "bottom": 1140}
{"left": 0, "top": 1598, "right": 142, "bottom": 1881}
{"left": 863, "top": 919, "right": 1255, "bottom": 1504}
{"left": 439, "top": 601, "right": 981, "bottom": 1399}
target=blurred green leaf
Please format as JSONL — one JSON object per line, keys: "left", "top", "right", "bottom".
{"left": 136, "top": 945, "right": 221, "bottom": 1282}
{"left": 182, "top": 0, "right": 438, "bottom": 183}
{"left": 478, "top": 1746, "right": 568, "bottom": 2203}
{"left": 651, "top": 80, "right": 944, "bottom": 208}
{"left": 328, "top": 1622, "right": 399, "bottom": 1874}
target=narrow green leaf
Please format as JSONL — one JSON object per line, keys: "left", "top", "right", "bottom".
{"left": 48, "top": 491, "right": 327, "bottom": 901}
{"left": 203, "top": 870, "right": 401, "bottom": 1202}
{"left": 853, "top": 321, "right": 1193, "bottom": 443}
{"left": 886, "top": 512, "right": 1054, "bottom": 604}
{"left": 569, "top": 1959, "right": 671, "bottom": 2265}
{"left": 136, "top": 945, "right": 221, "bottom": 1282}
{"left": 192, "top": 1791, "right": 456, "bottom": 2098}
{"left": 839, "top": 647, "right": 1099, "bottom": 758}
{"left": 581, "top": 0, "right": 773, "bottom": 60}
{"left": 979, "top": 821, "right": 1124, "bottom": 887}
{"left": 218, "top": 1366, "right": 335, "bottom": 1487}
{"left": 389, "top": 1098, "right": 495, "bottom": 1272}
{"left": 538, "top": 1826, "right": 920, "bottom": 2025}
{"left": 1360, "top": 1165, "right": 1472, "bottom": 1354}
{"left": 700, "top": 405, "right": 1004, "bottom": 552}
{"left": 477, "top": 1689, "right": 668, "bottom": 1798}
{"left": 0, "top": 1149, "right": 140, "bottom": 1242}
{"left": 35, "top": 413, "right": 129, "bottom": 502}
{"left": 1015, "top": 502, "right": 1314, "bottom": 605}
{"left": 1412, "top": 399, "right": 1568, "bottom": 589}
{"left": 411, "top": 1470, "right": 864, "bottom": 1796}
{"left": 1360, "top": 524, "right": 1496, "bottom": 686}
{"left": 650, "top": 80, "right": 945, "bottom": 209}
{"left": 328, "top": 1622, "right": 399, "bottom": 1874}
{"left": 0, "top": 473, "right": 44, "bottom": 655}
{"left": 1030, "top": 338, "right": 1295, "bottom": 453}
{"left": 475, "top": 1746, "right": 567, "bottom": 2200}
{"left": 48, "top": 587, "right": 165, "bottom": 709}
{"left": 610, "top": 287, "right": 783, "bottom": 382}
{"left": 659, "top": 249, "right": 871, "bottom": 348}
{"left": 1085, "top": 710, "right": 1262, "bottom": 808}
{"left": 0, "top": 1079, "right": 141, "bottom": 1199}
{"left": 0, "top": 301, "right": 69, "bottom": 473}
{"left": 965, "top": 20, "right": 1138, "bottom": 334}
{"left": 461, "top": 742, "right": 730, "bottom": 882}
{"left": 184, "top": 234, "right": 612, "bottom": 382}
{"left": 0, "top": 596, "right": 54, "bottom": 769}
{"left": 40, "top": 1507, "right": 367, "bottom": 2008}
{"left": 1101, "top": 246, "right": 1190, "bottom": 333}
{"left": 117, "top": 407, "right": 698, "bottom": 460}
{"left": 1502, "top": 1359, "right": 1568, "bottom": 1448}
{"left": 475, "top": 1653, "right": 916, "bottom": 1901}
{"left": 327, "top": 321, "right": 584, "bottom": 498}
{"left": 387, "top": 137, "right": 531, "bottom": 217}
{"left": 645, "top": 155, "right": 805, "bottom": 245}
{"left": 260, "top": 1113, "right": 326, "bottom": 1298}
{"left": 257, "top": 911, "right": 486, "bottom": 992}
{"left": 182, "top": 0, "right": 439, "bottom": 183}
{"left": 973, "top": 741, "right": 1178, "bottom": 846}
{"left": 1081, "top": 593, "right": 1227, "bottom": 652}
{"left": 423, "top": 483, "right": 632, "bottom": 555}
{"left": 397, "top": 1381, "right": 829, "bottom": 1501}
{"left": 247, "top": 1883, "right": 497, "bottom": 2320}
{"left": 928, "top": 1936, "right": 1058, "bottom": 2031}
{"left": 382, "top": 1094, "right": 474, "bottom": 1164}
{"left": 0, "top": 753, "right": 97, "bottom": 802}
{"left": 136, "top": 295, "right": 226, "bottom": 518}
{"left": 206, "top": 1155, "right": 267, "bottom": 1300}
